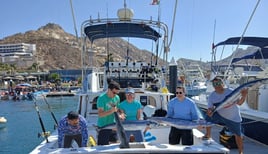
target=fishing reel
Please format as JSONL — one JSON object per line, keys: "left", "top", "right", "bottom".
{"left": 38, "top": 131, "right": 51, "bottom": 138}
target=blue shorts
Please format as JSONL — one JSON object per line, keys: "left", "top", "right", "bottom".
{"left": 205, "top": 112, "right": 242, "bottom": 136}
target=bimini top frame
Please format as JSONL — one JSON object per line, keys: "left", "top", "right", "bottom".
{"left": 213, "top": 36, "right": 268, "bottom": 63}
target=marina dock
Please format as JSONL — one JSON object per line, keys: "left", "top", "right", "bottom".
{"left": 45, "top": 91, "right": 75, "bottom": 97}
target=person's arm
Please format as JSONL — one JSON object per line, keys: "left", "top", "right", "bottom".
{"left": 57, "top": 119, "right": 65, "bottom": 148}
{"left": 236, "top": 88, "right": 248, "bottom": 105}
{"left": 80, "top": 117, "right": 88, "bottom": 147}
{"left": 136, "top": 101, "right": 143, "bottom": 120}
{"left": 137, "top": 109, "right": 142, "bottom": 120}
{"left": 191, "top": 102, "right": 200, "bottom": 120}
{"left": 98, "top": 106, "right": 117, "bottom": 117}
{"left": 167, "top": 99, "right": 174, "bottom": 118}
{"left": 206, "top": 94, "right": 215, "bottom": 117}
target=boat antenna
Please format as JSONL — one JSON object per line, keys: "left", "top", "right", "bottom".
{"left": 155, "top": 3, "right": 161, "bottom": 66}
{"left": 106, "top": 2, "right": 110, "bottom": 64}
{"left": 151, "top": 41, "right": 154, "bottom": 65}
{"left": 211, "top": 19, "right": 217, "bottom": 73}
{"left": 168, "top": 0, "right": 178, "bottom": 47}
{"left": 223, "top": 0, "right": 261, "bottom": 80}
{"left": 69, "top": 0, "right": 79, "bottom": 42}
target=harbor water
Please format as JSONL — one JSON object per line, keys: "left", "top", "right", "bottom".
{"left": 0, "top": 96, "right": 78, "bottom": 154}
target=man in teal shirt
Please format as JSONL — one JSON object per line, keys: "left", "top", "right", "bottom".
{"left": 97, "top": 80, "right": 121, "bottom": 145}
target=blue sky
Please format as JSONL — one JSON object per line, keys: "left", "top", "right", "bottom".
{"left": 0, "top": 0, "right": 267, "bottom": 62}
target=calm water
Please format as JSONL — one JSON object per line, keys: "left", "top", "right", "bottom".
{"left": 0, "top": 96, "right": 78, "bottom": 154}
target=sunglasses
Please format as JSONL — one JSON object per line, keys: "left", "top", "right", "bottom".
{"left": 212, "top": 81, "right": 222, "bottom": 87}
{"left": 176, "top": 91, "right": 183, "bottom": 94}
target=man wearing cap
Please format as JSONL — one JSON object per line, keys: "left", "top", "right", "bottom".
{"left": 97, "top": 80, "right": 121, "bottom": 145}
{"left": 58, "top": 111, "right": 88, "bottom": 148}
{"left": 119, "top": 88, "right": 142, "bottom": 121}
{"left": 203, "top": 76, "right": 248, "bottom": 154}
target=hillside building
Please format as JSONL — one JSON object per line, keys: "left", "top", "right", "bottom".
{"left": 0, "top": 43, "right": 36, "bottom": 68}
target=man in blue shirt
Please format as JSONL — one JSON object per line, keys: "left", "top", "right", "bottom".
{"left": 167, "top": 86, "right": 199, "bottom": 145}
{"left": 58, "top": 111, "right": 88, "bottom": 148}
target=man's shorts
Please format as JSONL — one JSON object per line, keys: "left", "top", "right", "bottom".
{"left": 205, "top": 112, "right": 242, "bottom": 136}
{"left": 97, "top": 129, "right": 117, "bottom": 145}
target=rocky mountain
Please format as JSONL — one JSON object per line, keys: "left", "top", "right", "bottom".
{"left": 0, "top": 23, "right": 166, "bottom": 71}
{"left": 1, "top": 23, "right": 265, "bottom": 73}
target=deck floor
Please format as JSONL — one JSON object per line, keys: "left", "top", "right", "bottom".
{"left": 200, "top": 125, "right": 268, "bottom": 154}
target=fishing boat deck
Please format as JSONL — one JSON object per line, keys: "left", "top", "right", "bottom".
{"left": 203, "top": 125, "right": 268, "bottom": 154}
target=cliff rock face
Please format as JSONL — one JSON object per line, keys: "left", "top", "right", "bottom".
{"left": 0, "top": 23, "right": 164, "bottom": 71}
{"left": 2, "top": 23, "right": 260, "bottom": 73}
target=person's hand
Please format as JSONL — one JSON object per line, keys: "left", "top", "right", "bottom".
{"left": 197, "top": 125, "right": 204, "bottom": 130}
{"left": 240, "top": 88, "right": 248, "bottom": 97}
{"left": 111, "top": 106, "right": 117, "bottom": 113}
{"left": 118, "top": 113, "right": 126, "bottom": 120}
{"left": 109, "top": 103, "right": 118, "bottom": 113}
{"left": 206, "top": 108, "right": 213, "bottom": 117}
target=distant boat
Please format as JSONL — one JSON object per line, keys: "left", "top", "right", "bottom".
{"left": 185, "top": 80, "right": 207, "bottom": 97}
{"left": 178, "top": 63, "right": 207, "bottom": 97}
{"left": 0, "top": 116, "right": 7, "bottom": 128}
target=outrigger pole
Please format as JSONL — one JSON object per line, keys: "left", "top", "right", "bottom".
{"left": 33, "top": 97, "right": 49, "bottom": 143}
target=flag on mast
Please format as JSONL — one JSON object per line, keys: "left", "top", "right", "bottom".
{"left": 151, "top": 0, "right": 160, "bottom": 5}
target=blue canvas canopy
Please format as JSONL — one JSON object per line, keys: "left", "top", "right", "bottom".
{"left": 213, "top": 37, "right": 268, "bottom": 63}
{"left": 231, "top": 48, "right": 268, "bottom": 63}
{"left": 214, "top": 37, "right": 268, "bottom": 48}
{"left": 84, "top": 23, "right": 161, "bottom": 42}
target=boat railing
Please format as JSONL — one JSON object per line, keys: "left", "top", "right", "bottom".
{"left": 81, "top": 17, "right": 169, "bottom": 39}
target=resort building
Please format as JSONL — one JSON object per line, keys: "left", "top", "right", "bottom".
{"left": 0, "top": 43, "right": 36, "bottom": 68}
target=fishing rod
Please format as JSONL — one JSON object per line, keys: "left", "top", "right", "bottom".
{"left": 242, "top": 118, "right": 268, "bottom": 125}
{"left": 41, "top": 95, "right": 58, "bottom": 129}
{"left": 32, "top": 96, "right": 50, "bottom": 143}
